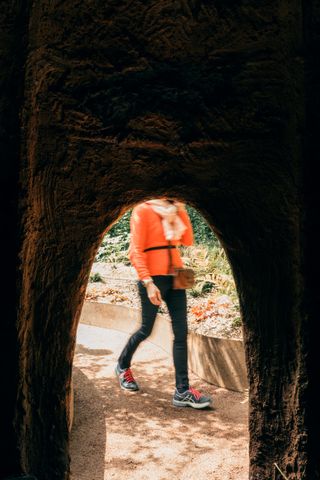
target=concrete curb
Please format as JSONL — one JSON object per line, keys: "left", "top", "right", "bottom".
{"left": 79, "top": 301, "right": 248, "bottom": 392}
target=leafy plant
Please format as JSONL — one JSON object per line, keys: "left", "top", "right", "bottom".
{"left": 107, "top": 210, "right": 132, "bottom": 238}
{"left": 95, "top": 210, "right": 132, "bottom": 264}
{"left": 189, "top": 279, "right": 215, "bottom": 297}
{"left": 89, "top": 272, "right": 104, "bottom": 283}
{"left": 186, "top": 205, "right": 218, "bottom": 246}
{"left": 232, "top": 316, "right": 242, "bottom": 328}
{"left": 182, "top": 244, "right": 238, "bottom": 306}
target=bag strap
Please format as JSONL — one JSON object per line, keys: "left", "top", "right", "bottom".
{"left": 167, "top": 240, "right": 174, "bottom": 275}
{"left": 144, "top": 242, "right": 175, "bottom": 274}
{"left": 143, "top": 245, "right": 176, "bottom": 252}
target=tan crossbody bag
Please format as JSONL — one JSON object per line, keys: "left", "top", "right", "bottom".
{"left": 143, "top": 243, "right": 195, "bottom": 289}
{"left": 168, "top": 241, "right": 196, "bottom": 289}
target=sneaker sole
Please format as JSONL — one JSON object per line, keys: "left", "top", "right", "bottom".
{"left": 115, "top": 368, "right": 139, "bottom": 392}
{"left": 172, "top": 399, "right": 211, "bottom": 409}
{"left": 120, "top": 384, "right": 139, "bottom": 392}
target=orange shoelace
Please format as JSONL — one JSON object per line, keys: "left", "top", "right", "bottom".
{"left": 188, "top": 387, "right": 202, "bottom": 400}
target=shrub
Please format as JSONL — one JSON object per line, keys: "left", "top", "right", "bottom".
{"left": 96, "top": 210, "right": 132, "bottom": 264}
{"left": 182, "top": 244, "right": 238, "bottom": 305}
{"left": 95, "top": 233, "right": 131, "bottom": 264}
{"left": 232, "top": 316, "right": 242, "bottom": 328}
{"left": 186, "top": 206, "right": 218, "bottom": 246}
{"left": 89, "top": 272, "right": 104, "bottom": 283}
{"left": 107, "top": 210, "right": 132, "bottom": 239}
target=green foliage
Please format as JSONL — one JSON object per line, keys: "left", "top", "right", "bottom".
{"left": 181, "top": 244, "right": 238, "bottom": 304}
{"left": 96, "top": 210, "right": 132, "bottom": 264}
{"left": 189, "top": 279, "right": 214, "bottom": 298}
{"left": 108, "top": 210, "right": 132, "bottom": 238}
{"left": 232, "top": 316, "right": 242, "bottom": 328}
{"left": 186, "top": 206, "right": 218, "bottom": 246}
{"left": 89, "top": 272, "right": 104, "bottom": 283}
{"left": 95, "top": 234, "right": 131, "bottom": 264}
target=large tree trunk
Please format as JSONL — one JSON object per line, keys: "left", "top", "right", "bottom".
{"left": 0, "top": 1, "right": 319, "bottom": 479}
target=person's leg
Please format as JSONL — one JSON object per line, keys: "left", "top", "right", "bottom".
{"left": 166, "top": 283, "right": 212, "bottom": 408}
{"left": 164, "top": 282, "right": 189, "bottom": 392}
{"left": 117, "top": 280, "right": 159, "bottom": 369}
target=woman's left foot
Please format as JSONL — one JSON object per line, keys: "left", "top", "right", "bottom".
{"left": 115, "top": 363, "right": 139, "bottom": 391}
{"left": 173, "top": 387, "right": 212, "bottom": 409}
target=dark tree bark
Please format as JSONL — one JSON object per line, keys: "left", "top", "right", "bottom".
{"left": 0, "top": 1, "right": 30, "bottom": 477}
{"left": 301, "top": 1, "right": 320, "bottom": 479}
{"left": 0, "top": 0, "right": 319, "bottom": 479}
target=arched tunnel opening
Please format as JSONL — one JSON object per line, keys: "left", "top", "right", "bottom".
{"left": 5, "top": 181, "right": 311, "bottom": 480}
{"left": 69, "top": 201, "right": 248, "bottom": 479}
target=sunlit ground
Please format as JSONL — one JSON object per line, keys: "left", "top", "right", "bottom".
{"left": 70, "top": 324, "right": 248, "bottom": 480}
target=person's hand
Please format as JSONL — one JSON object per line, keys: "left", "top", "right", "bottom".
{"left": 146, "top": 282, "right": 162, "bottom": 305}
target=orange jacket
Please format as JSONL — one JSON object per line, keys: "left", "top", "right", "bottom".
{"left": 129, "top": 202, "right": 193, "bottom": 280}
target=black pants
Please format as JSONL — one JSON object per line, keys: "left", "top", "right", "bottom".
{"left": 118, "top": 275, "right": 189, "bottom": 390}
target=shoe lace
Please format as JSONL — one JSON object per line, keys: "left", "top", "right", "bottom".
{"left": 124, "top": 368, "right": 135, "bottom": 383}
{"left": 189, "top": 387, "right": 202, "bottom": 400}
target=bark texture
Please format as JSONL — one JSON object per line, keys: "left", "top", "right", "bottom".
{"left": 0, "top": 0, "right": 319, "bottom": 479}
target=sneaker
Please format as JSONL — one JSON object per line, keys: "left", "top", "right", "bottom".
{"left": 173, "top": 387, "right": 212, "bottom": 409}
{"left": 115, "top": 363, "right": 139, "bottom": 391}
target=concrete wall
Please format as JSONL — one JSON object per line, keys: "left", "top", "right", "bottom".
{"left": 79, "top": 300, "right": 248, "bottom": 392}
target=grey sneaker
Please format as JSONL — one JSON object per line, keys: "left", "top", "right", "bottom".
{"left": 115, "top": 363, "right": 139, "bottom": 391}
{"left": 173, "top": 387, "right": 212, "bottom": 409}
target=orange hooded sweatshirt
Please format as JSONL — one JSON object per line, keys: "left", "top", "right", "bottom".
{"left": 129, "top": 202, "right": 193, "bottom": 280}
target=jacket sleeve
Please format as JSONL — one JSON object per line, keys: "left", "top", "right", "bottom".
{"left": 128, "top": 206, "right": 151, "bottom": 280}
{"left": 178, "top": 208, "right": 194, "bottom": 246}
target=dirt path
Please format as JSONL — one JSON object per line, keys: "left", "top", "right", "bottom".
{"left": 70, "top": 324, "right": 249, "bottom": 480}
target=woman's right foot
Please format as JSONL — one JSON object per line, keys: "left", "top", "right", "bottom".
{"left": 115, "top": 363, "right": 139, "bottom": 391}
{"left": 173, "top": 387, "right": 212, "bottom": 409}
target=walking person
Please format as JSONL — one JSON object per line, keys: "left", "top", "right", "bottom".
{"left": 115, "top": 198, "right": 212, "bottom": 409}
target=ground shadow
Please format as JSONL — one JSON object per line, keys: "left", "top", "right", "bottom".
{"left": 69, "top": 366, "right": 107, "bottom": 480}
{"left": 76, "top": 344, "right": 113, "bottom": 356}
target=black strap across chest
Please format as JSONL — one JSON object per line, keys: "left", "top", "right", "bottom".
{"left": 143, "top": 245, "right": 177, "bottom": 252}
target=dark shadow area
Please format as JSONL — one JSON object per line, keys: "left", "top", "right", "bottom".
{"left": 75, "top": 344, "right": 113, "bottom": 356}
{"left": 69, "top": 367, "right": 107, "bottom": 480}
